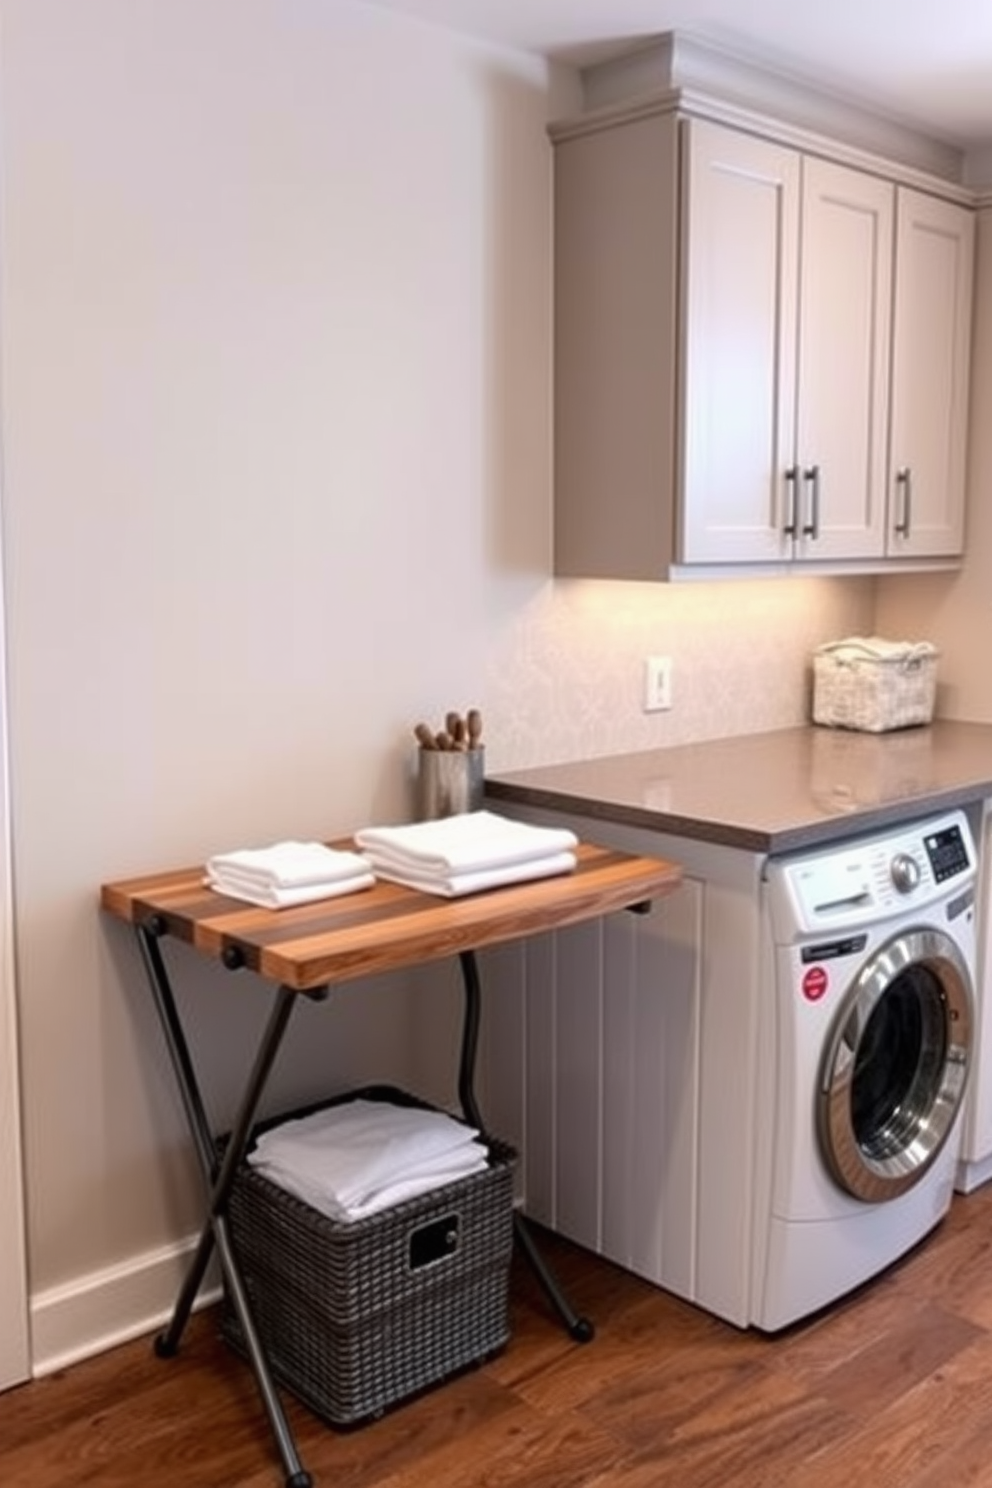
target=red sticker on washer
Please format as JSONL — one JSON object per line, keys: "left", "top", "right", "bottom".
{"left": 802, "top": 966, "right": 828, "bottom": 1002}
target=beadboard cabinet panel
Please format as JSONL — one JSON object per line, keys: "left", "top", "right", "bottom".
{"left": 479, "top": 874, "right": 707, "bottom": 1302}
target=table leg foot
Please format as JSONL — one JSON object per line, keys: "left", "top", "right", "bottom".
{"left": 153, "top": 1332, "right": 178, "bottom": 1359}
{"left": 512, "top": 1210, "right": 595, "bottom": 1342}
{"left": 286, "top": 1473, "right": 312, "bottom": 1488}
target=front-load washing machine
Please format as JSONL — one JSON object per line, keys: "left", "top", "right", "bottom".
{"left": 751, "top": 807, "right": 977, "bottom": 1331}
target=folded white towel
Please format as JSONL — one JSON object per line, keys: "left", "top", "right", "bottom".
{"left": 206, "top": 869, "right": 375, "bottom": 910}
{"left": 354, "top": 810, "right": 579, "bottom": 875}
{"left": 249, "top": 1098, "right": 488, "bottom": 1221}
{"left": 252, "top": 1098, "right": 482, "bottom": 1176}
{"left": 255, "top": 1151, "right": 488, "bottom": 1222}
{"left": 370, "top": 850, "right": 577, "bottom": 898}
{"left": 206, "top": 840, "right": 372, "bottom": 890}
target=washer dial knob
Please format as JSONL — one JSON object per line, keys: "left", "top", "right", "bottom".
{"left": 890, "top": 852, "right": 921, "bottom": 894}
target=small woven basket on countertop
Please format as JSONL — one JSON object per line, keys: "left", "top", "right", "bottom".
{"left": 812, "top": 637, "right": 938, "bottom": 733}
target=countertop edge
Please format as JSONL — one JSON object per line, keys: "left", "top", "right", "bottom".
{"left": 485, "top": 777, "right": 992, "bottom": 856}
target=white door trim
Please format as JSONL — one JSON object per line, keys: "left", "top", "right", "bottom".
{"left": 0, "top": 522, "right": 30, "bottom": 1389}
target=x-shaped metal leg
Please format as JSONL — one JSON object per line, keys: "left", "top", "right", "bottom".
{"left": 137, "top": 924, "right": 321, "bottom": 1488}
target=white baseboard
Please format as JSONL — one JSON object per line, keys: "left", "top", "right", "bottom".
{"left": 30, "top": 1234, "right": 221, "bottom": 1378}
{"left": 956, "top": 1152, "right": 992, "bottom": 1195}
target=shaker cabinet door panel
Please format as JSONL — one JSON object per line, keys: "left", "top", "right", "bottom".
{"left": 889, "top": 189, "right": 974, "bottom": 557}
{"left": 680, "top": 120, "right": 800, "bottom": 564}
{"left": 794, "top": 159, "right": 893, "bottom": 560}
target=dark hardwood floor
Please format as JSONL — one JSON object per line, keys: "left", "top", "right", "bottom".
{"left": 5, "top": 1186, "right": 992, "bottom": 1488}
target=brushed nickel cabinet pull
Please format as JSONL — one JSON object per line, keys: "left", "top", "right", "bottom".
{"left": 783, "top": 466, "right": 799, "bottom": 537}
{"left": 802, "top": 465, "right": 820, "bottom": 540}
{"left": 894, "top": 467, "right": 912, "bottom": 537}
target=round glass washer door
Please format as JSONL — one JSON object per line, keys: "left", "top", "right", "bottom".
{"left": 818, "top": 926, "right": 973, "bottom": 1203}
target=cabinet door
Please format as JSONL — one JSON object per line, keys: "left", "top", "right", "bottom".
{"left": 888, "top": 189, "right": 974, "bottom": 558}
{"left": 795, "top": 159, "right": 893, "bottom": 560}
{"left": 680, "top": 119, "right": 800, "bottom": 564}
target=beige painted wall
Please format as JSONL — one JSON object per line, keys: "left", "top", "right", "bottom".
{"left": 875, "top": 203, "right": 992, "bottom": 719}
{"left": 0, "top": 0, "right": 874, "bottom": 1369}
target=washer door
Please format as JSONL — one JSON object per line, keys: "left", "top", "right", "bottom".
{"left": 818, "top": 926, "right": 972, "bottom": 1202}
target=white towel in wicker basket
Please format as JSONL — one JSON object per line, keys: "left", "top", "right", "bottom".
{"left": 812, "top": 637, "right": 938, "bottom": 733}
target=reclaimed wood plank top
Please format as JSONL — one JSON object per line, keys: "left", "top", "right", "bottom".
{"left": 101, "top": 840, "right": 682, "bottom": 993}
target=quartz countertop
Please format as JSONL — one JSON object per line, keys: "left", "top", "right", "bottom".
{"left": 484, "top": 721, "right": 992, "bottom": 854}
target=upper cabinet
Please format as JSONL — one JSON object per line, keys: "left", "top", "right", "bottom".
{"left": 888, "top": 189, "right": 975, "bottom": 559}
{"left": 552, "top": 106, "right": 975, "bottom": 580}
{"left": 682, "top": 121, "right": 895, "bottom": 565}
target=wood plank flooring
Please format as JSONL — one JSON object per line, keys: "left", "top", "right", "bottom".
{"left": 5, "top": 1186, "right": 992, "bottom": 1488}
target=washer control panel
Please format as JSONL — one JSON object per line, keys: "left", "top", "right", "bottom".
{"left": 924, "top": 822, "right": 971, "bottom": 883}
{"left": 766, "top": 808, "right": 977, "bottom": 940}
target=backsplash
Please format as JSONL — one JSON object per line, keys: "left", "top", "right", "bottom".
{"left": 485, "top": 575, "right": 876, "bottom": 770}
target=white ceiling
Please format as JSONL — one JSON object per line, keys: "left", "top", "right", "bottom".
{"left": 364, "top": 0, "right": 992, "bottom": 147}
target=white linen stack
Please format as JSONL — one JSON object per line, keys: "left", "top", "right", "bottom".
{"left": 247, "top": 1098, "right": 489, "bottom": 1222}
{"left": 205, "top": 840, "right": 375, "bottom": 909}
{"left": 354, "top": 809, "right": 580, "bottom": 897}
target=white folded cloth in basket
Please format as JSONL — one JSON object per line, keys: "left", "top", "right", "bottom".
{"left": 248, "top": 1098, "right": 489, "bottom": 1221}
{"left": 354, "top": 810, "right": 579, "bottom": 897}
{"left": 205, "top": 840, "right": 374, "bottom": 909}
{"left": 816, "top": 636, "right": 938, "bottom": 666}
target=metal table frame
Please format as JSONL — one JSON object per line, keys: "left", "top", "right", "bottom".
{"left": 102, "top": 842, "right": 681, "bottom": 1487}
{"left": 135, "top": 929, "right": 592, "bottom": 1488}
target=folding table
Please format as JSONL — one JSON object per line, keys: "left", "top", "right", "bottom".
{"left": 101, "top": 838, "right": 682, "bottom": 1487}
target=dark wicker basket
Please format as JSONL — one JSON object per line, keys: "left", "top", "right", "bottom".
{"left": 219, "top": 1087, "right": 516, "bottom": 1427}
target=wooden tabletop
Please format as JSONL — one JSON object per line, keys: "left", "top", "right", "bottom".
{"left": 101, "top": 840, "right": 683, "bottom": 993}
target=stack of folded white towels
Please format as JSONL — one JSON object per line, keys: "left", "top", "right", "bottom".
{"left": 205, "top": 840, "right": 375, "bottom": 909}
{"left": 354, "top": 809, "right": 580, "bottom": 897}
{"left": 248, "top": 1097, "right": 489, "bottom": 1222}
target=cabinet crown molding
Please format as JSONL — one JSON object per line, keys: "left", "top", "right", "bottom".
{"left": 551, "top": 29, "right": 970, "bottom": 198}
